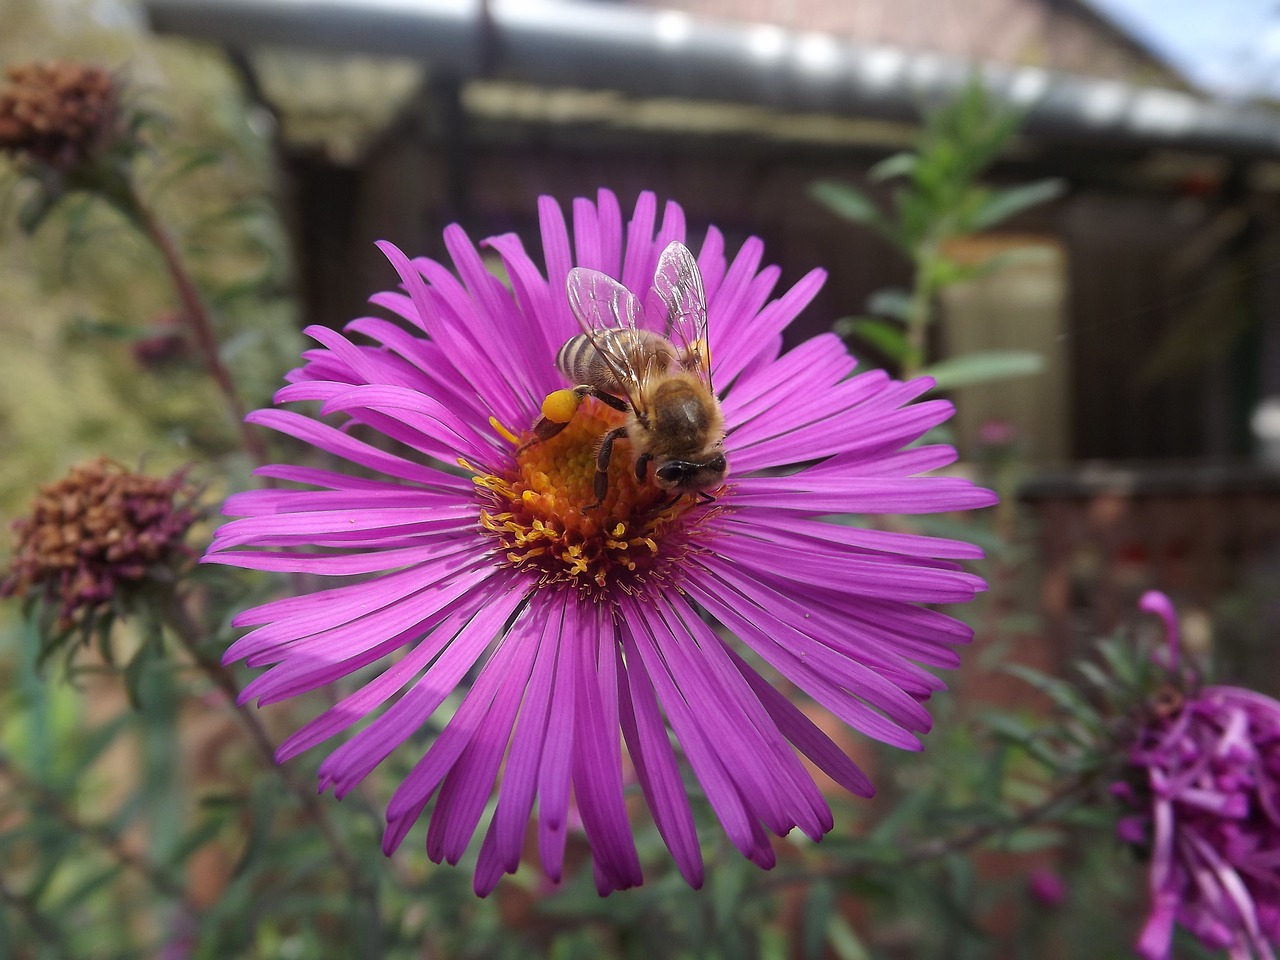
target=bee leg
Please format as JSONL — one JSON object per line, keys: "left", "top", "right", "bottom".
{"left": 518, "top": 386, "right": 630, "bottom": 455}
{"left": 584, "top": 426, "right": 628, "bottom": 511}
{"left": 515, "top": 415, "right": 570, "bottom": 455}
{"left": 696, "top": 490, "right": 717, "bottom": 505}
{"left": 633, "top": 452, "right": 652, "bottom": 484}
{"left": 517, "top": 387, "right": 589, "bottom": 454}
{"left": 588, "top": 388, "right": 630, "bottom": 413}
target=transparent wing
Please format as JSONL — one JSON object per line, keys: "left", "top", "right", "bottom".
{"left": 566, "top": 266, "right": 651, "bottom": 413}
{"left": 653, "top": 241, "right": 712, "bottom": 391}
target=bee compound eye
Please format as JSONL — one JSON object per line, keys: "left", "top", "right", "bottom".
{"left": 655, "top": 462, "right": 686, "bottom": 483}
{"left": 707, "top": 455, "right": 726, "bottom": 472}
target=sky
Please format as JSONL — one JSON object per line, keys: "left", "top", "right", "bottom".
{"left": 1089, "top": 0, "right": 1280, "bottom": 98}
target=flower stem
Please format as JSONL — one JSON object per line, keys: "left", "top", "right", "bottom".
{"left": 754, "top": 776, "right": 1094, "bottom": 890}
{"left": 109, "top": 184, "right": 270, "bottom": 468}
{"left": 902, "top": 245, "right": 936, "bottom": 379}
{"left": 160, "top": 591, "right": 382, "bottom": 941}
{"left": 0, "top": 877, "right": 75, "bottom": 958}
{"left": 0, "top": 754, "right": 187, "bottom": 901}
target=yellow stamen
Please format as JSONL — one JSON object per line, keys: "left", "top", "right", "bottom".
{"left": 488, "top": 417, "right": 520, "bottom": 446}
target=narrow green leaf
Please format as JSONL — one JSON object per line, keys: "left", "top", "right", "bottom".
{"left": 827, "top": 915, "right": 872, "bottom": 960}
{"left": 809, "top": 180, "right": 884, "bottom": 228}
{"left": 17, "top": 186, "right": 60, "bottom": 234}
{"left": 867, "top": 152, "right": 916, "bottom": 182}
{"left": 866, "top": 288, "right": 913, "bottom": 319}
{"left": 969, "top": 178, "right": 1065, "bottom": 231}
{"left": 984, "top": 712, "right": 1037, "bottom": 745}
{"left": 1002, "top": 827, "right": 1065, "bottom": 853}
{"left": 922, "top": 350, "right": 1044, "bottom": 390}
{"left": 968, "top": 245, "right": 1057, "bottom": 279}
{"left": 803, "top": 882, "right": 836, "bottom": 960}
{"left": 834, "top": 316, "right": 907, "bottom": 360}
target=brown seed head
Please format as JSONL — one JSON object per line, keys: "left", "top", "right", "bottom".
{"left": 1, "top": 459, "right": 197, "bottom": 627}
{"left": 0, "top": 60, "right": 118, "bottom": 173}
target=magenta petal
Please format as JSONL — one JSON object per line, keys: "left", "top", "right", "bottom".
{"left": 427, "top": 604, "right": 543, "bottom": 865}
{"left": 617, "top": 639, "right": 704, "bottom": 888}
{"left": 570, "top": 602, "right": 643, "bottom": 893}
{"left": 536, "top": 613, "right": 577, "bottom": 882}
{"left": 620, "top": 602, "right": 762, "bottom": 863}
{"left": 324, "top": 586, "right": 526, "bottom": 801}
{"left": 491, "top": 594, "right": 567, "bottom": 874}
{"left": 380, "top": 589, "right": 530, "bottom": 852}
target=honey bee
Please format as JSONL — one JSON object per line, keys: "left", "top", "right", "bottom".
{"left": 524, "top": 240, "right": 727, "bottom": 509}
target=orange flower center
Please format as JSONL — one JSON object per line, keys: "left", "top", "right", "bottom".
{"left": 471, "top": 399, "right": 713, "bottom": 597}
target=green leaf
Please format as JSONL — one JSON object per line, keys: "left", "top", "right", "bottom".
{"left": 969, "top": 245, "right": 1058, "bottom": 278}
{"left": 867, "top": 152, "right": 916, "bottom": 182}
{"left": 1002, "top": 827, "right": 1065, "bottom": 853}
{"left": 809, "top": 180, "right": 884, "bottom": 229}
{"left": 984, "top": 712, "right": 1037, "bottom": 745}
{"left": 922, "top": 350, "right": 1044, "bottom": 390}
{"left": 826, "top": 915, "right": 872, "bottom": 960}
{"left": 17, "top": 185, "right": 61, "bottom": 234}
{"left": 803, "top": 882, "right": 836, "bottom": 960}
{"left": 968, "top": 178, "right": 1065, "bottom": 231}
{"left": 866, "top": 288, "right": 912, "bottom": 319}
{"left": 834, "top": 316, "right": 907, "bottom": 360}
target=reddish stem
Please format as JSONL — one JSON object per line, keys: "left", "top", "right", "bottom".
{"left": 122, "top": 189, "right": 270, "bottom": 468}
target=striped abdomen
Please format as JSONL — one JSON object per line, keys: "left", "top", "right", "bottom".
{"left": 555, "top": 328, "right": 677, "bottom": 395}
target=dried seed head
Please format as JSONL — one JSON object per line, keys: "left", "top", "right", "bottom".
{"left": 2, "top": 458, "right": 197, "bottom": 628}
{"left": 0, "top": 60, "right": 118, "bottom": 173}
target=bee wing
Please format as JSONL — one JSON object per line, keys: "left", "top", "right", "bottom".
{"left": 566, "top": 267, "right": 652, "bottom": 414}
{"left": 653, "top": 241, "right": 713, "bottom": 391}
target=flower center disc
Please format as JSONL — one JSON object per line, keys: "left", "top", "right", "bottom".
{"left": 474, "top": 399, "right": 701, "bottom": 597}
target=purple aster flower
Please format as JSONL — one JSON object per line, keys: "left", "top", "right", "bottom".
{"left": 204, "top": 189, "right": 996, "bottom": 895}
{"left": 1119, "top": 591, "right": 1280, "bottom": 960}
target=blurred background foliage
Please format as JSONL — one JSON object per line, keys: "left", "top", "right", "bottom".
{"left": 1, "top": 0, "right": 1277, "bottom": 958}
{"left": 0, "top": 0, "right": 299, "bottom": 506}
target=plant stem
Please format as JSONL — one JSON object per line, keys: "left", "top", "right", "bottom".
{"left": 902, "top": 244, "right": 937, "bottom": 379}
{"left": 160, "top": 590, "right": 382, "bottom": 946}
{"left": 0, "top": 755, "right": 187, "bottom": 901}
{"left": 0, "top": 877, "right": 76, "bottom": 959}
{"left": 110, "top": 184, "right": 270, "bottom": 468}
{"left": 754, "top": 776, "right": 1094, "bottom": 890}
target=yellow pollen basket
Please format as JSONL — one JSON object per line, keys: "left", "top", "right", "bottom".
{"left": 541, "top": 389, "right": 581, "bottom": 424}
{"left": 472, "top": 398, "right": 693, "bottom": 594}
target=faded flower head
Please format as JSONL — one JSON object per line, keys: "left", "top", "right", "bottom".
{"left": 205, "top": 189, "right": 996, "bottom": 894}
{"left": 0, "top": 60, "right": 117, "bottom": 175}
{"left": 2, "top": 459, "right": 197, "bottom": 631}
{"left": 1114, "top": 591, "right": 1280, "bottom": 960}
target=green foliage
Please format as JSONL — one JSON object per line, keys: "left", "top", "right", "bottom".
{"left": 812, "top": 76, "right": 1064, "bottom": 379}
{"left": 922, "top": 350, "right": 1045, "bottom": 390}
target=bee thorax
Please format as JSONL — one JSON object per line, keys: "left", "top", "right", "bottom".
{"left": 641, "top": 377, "right": 721, "bottom": 455}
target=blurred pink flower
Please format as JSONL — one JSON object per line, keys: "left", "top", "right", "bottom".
{"left": 977, "top": 418, "right": 1018, "bottom": 448}
{"left": 1118, "top": 591, "right": 1280, "bottom": 960}
{"left": 1028, "top": 867, "right": 1067, "bottom": 908}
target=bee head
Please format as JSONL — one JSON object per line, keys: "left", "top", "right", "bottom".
{"left": 653, "top": 451, "right": 727, "bottom": 494}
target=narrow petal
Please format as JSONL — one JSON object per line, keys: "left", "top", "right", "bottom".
{"left": 570, "top": 601, "right": 643, "bottom": 893}
{"left": 617, "top": 638, "right": 704, "bottom": 888}
{"left": 381, "top": 588, "right": 531, "bottom": 852}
